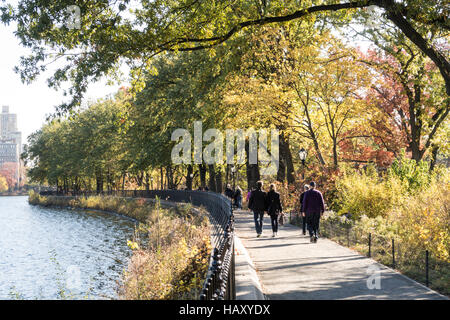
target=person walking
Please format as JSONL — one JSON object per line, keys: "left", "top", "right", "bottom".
{"left": 267, "top": 184, "right": 283, "bottom": 237}
{"left": 248, "top": 181, "right": 267, "bottom": 238}
{"left": 233, "top": 186, "right": 243, "bottom": 209}
{"left": 246, "top": 188, "right": 252, "bottom": 203}
{"left": 299, "top": 185, "right": 310, "bottom": 235}
{"left": 225, "top": 184, "right": 234, "bottom": 199}
{"left": 301, "top": 181, "right": 325, "bottom": 243}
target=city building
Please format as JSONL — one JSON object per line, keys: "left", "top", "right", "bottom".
{"left": 0, "top": 106, "right": 23, "bottom": 186}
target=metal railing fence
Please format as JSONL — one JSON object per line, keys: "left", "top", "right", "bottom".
{"left": 288, "top": 212, "right": 449, "bottom": 297}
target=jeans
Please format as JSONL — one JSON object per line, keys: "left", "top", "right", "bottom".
{"left": 270, "top": 215, "right": 278, "bottom": 233}
{"left": 253, "top": 210, "right": 264, "bottom": 234}
{"left": 306, "top": 212, "right": 321, "bottom": 237}
{"left": 234, "top": 195, "right": 242, "bottom": 209}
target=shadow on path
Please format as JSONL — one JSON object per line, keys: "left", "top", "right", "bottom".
{"left": 233, "top": 209, "right": 447, "bottom": 300}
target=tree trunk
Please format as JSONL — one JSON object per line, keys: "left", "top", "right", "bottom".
{"left": 280, "top": 132, "right": 296, "bottom": 184}
{"left": 277, "top": 159, "right": 286, "bottom": 183}
{"left": 96, "top": 168, "right": 103, "bottom": 193}
{"left": 199, "top": 164, "right": 207, "bottom": 188}
{"left": 208, "top": 164, "right": 216, "bottom": 192}
{"left": 186, "top": 164, "right": 193, "bottom": 190}
{"left": 333, "top": 138, "right": 339, "bottom": 168}
{"left": 145, "top": 171, "right": 150, "bottom": 191}
{"left": 429, "top": 144, "right": 439, "bottom": 172}
{"left": 382, "top": 2, "right": 450, "bottom": 98}
{"left": 303, "top": 103, "right": 326, "bottom": 166}
{"left": 245, "top": 139, "right": 260, "bottom": 190}
{"left": 225, "top": 164, "right": 230, "bottom": 187}
{"left": 166, "top": 165, "right": 174, "bottom": 189}
{"left": 215, "top": 167, "right": 223, "bottom": 193}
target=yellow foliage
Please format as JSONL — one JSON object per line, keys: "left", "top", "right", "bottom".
{"left": 0, "top": 175, "right": 8, "bottom": 192}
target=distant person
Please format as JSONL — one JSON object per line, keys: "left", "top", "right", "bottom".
{"left": 266, "top": 184, "right": 283, "bottom": 237}
{"left": 248, "top": 181, "right": 267, "bottom": 238}
{"left": 299, "top": 185, "right": 310, "bottom": 235}
{"left": 204, "top": 186, "right": 209, "bottom": 191}
{"left": 233, "top": 186, "right": 243, "bottom": 209}
{"left": 246, "top": 188, "right": 253, "bottom": 211}
{"left": 301, "top": 181, "right": 325, "bottom": 243}
{"left": 225, "top": 184, "right": 234, "bottom": 199}
{"left": 246, "top": 188, "right": 252, "bottom": 203}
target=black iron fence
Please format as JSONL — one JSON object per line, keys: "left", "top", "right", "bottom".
{"left": 39, "top": 189, "right": 236, "bottom": 300}
{"left": 289, "top": 212, "right": 449, "bottom": 297}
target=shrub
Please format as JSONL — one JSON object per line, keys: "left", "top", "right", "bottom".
{"left": 332, "top": 169, "right": 404, "bottom": 219}
{"left": 322, "top": 168, "right": 450, "bottom": 295}
{"left": 392, "top": 180, "right": 450, "bottom": 262}
{"left": 388, "top": 151, "right": 433, "bottom": 192}
{"left": 120, "top": 203, "right": 211, "bottom": 300}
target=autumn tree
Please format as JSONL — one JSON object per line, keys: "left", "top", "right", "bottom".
{"left": 0, "top": 162, "right": 18, "bottom": 190}
{"left": 0, "top": 174, "right": 8, "bottom": 192}
{"left": 1, "top": 1, "right": 447, "bottom": 112}
{"left": 356, "top": 22, "right": 449, "bottom": 162}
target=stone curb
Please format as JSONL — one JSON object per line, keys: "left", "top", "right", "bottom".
{"left": 234, "top": 235, "right": 265, "bottom": 300}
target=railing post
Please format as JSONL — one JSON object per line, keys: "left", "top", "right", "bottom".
{"left": 347, "top": 227, "right": 350, "bottom": 247}
{"left": 392, "top": 238, "right": 396, "bottom": 269}
{"left": 368, "top": 233, "right": 372, "bottom": 258}
{"left": 231, "top": 237, "right": 236, "bottom": 300}
{"left": 425, "top": 250, "right": 429, "bottom": 287}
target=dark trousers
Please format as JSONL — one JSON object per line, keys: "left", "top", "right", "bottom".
{"left": 233, "top": 196, "right": 242, "bottom": 208}
{"left": 306, "top": 212, "right": 321, "bottom": 237}
{"left": 270, "top": 215, "right": 278, "bottom": 233}
{"left": 253, "top": 210, "right": 264, "bottom": 234}
{"left": 302, "top": 215, "right": 307, "bottom": 234}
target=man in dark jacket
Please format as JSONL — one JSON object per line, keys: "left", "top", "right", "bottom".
{"left": 225, "top": 184, "right": 234, "bottom": 199}
{"left": 267, "top": 184, "right": 283, "bottom": 237}
{"left": 299, "top": 185, "right": 310, "bottom": 235}
{"left": 248, "top": 181, "right": 267, "bottom": 237}
{"left": 301, "top": 181, "right": 325, "bottom": 243}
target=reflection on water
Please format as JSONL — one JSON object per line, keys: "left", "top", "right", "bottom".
{"left": 0, "top": 196, "right": 136, "bottom": 299}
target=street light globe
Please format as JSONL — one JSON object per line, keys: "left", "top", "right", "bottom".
{"left": 299, "top": 148, "right": 307, "bottom": 161}
{"left": 231, "top": 166, "right": 236, "bottom": 173}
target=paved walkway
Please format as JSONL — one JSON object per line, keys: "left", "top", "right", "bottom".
{"left": 233, "top": 209, "right": 447, "bottom": 300}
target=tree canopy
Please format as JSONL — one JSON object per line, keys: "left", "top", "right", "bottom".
{"left": 1, "top": 0, "right": 448, "bottom": 111}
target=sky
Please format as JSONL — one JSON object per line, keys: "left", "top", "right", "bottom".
{"left": 0, "top": 23, "right": 125, "bottom": 144}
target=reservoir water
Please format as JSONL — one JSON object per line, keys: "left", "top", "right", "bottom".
{"left": 0, "top": 196, "right": 136, "bottom": 299}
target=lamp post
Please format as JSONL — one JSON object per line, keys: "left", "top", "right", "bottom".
{"left": 299, "top": 148, "right": 307, "bottom": 180}
{"left": 231, "top": 166, "right": 236, "bottom": 190}
{"left": 189, "top": 173, "right": 194, "bottom": 190}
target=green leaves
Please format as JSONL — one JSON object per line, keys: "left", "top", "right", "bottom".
{"left": 2, "top": 0, "right": 447, "bottom": 112}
